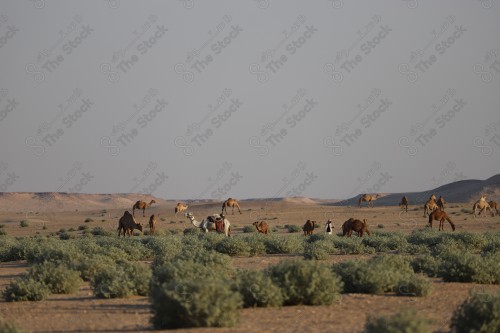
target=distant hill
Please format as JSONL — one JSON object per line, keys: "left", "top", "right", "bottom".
{"left": 0, "top": 192, "right": 172, "bottom": 213}
{"left": 329, "top": 174, "right": 500, "bottom": 207}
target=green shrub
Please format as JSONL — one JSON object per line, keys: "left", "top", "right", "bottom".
{"left": 333, "top": 255, "right": 414, "bottom": 294}
{"left": 0, "top": 236, "right": 23, "bottom": 262}
{"left": 284, "top": 224, "right": 302, "bottom": 233}
{"left": 332, "top": 237, "right": 375, "bottom": 254}
{"left": 264, "top": 234, "right": 304, "bottom": 254}
{"left": 362, "top": 232, "right": 408, "bottom": 253}
{"left": 268, "top": 259, "right": 343, "bottom": 305}
{"left": 363, "top": 309, "right": 432, "bottom": 333}
{"left": 29, "top": 262, "right": 82, "bottom": 294}
{"left": 150, "top": 277, "right": 242, "bottom": 329}
{"left": 91, "top": 260, "right": 151, "bottom": 298}
{"left": 84, "top": 218, "right": 93, "bottom": 223}
{"left": 450, "top": 290, "right": 500, "bottom": 333}
{"left": 19, "top": 220, "right": 29, "bottom": 228}
{"left": 91, "top": 227, "right": 112, "bottom": 236}
{"left": 216, "top": 237, "right": 251, "bottom": 256}
{"left": 69, "top": 254, "right": 115, "bottom": 281}
{"left": 411, "top": 254, "right": 442, "bottom": 277}
{"left": 234, "top": 269, "right": 283, "bottom": 307}
{"left": 78, "top": 225, "right": 88, "bottom": 231}
{"left": 396, "top": 274, "right": 433, "bottom": 297}
{"left": 304, "top": 239, "right": 335, "bottom": 260}
{"left": 3, "top": 275, "right": 50, "bottom": 301}
{"left": 243, "top": 234, "right": 266, "bottom": 256}
{"left": 242, "top": 225, "right": 256, "bottom": 233}
{"left": 438, "top": 251, "right": 499, "bottom": 284}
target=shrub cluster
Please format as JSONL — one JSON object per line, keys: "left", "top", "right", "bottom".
{"left": 363, "top": 309, "right": 432, "bottom": 333}
{"left": 450, "top": 291, "right": 500, "bottom": 333}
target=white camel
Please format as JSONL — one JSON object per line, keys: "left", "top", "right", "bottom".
{"left": 473, "top": 195, "right": 491, "bottom": 217}
{"left": 185, "top": 212, "right": 231, "bottom": 237}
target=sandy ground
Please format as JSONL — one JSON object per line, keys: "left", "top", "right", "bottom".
{"left": 1, "top": 201, "right": 499, "bottom": 332}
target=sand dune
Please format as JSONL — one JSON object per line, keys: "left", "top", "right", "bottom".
{"left": 0, "top": 174, "right": 498, "bottom": 212}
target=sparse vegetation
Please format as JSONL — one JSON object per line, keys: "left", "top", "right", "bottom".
{"left": 450, "top": 291, "right": 500, "bottom": 333}
{"left": 363, "top": 309, "right": 432, "bottom": 333}
{"left": 84, "top": 218, "right": 93, "bottom": 223}
{"left": 19, "top": 220, "right": 29, "bottom": 228}
{"left": 268, "top": 259, "right": 343, "bottom": 305}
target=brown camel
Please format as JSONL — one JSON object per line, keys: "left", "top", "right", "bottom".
{"left": 428, "top": 210, "right": 455, "bottom": 231}
{"left": 342, "top": 218, "right": 370, "bottom": 237}
{"left": 399, "top": 196, "right": 409, "bottom": 212}
{"left": 253, "top": 221, "right": 269, "bottom": 235}
{"left": 174, "top": 203, "right": 189, "bottom": 216}
{"left": 358, "top": 194, "right": 380, "bottom": 208}
{"left": 221, "top": 198, "right": 242, "bottom": 215}
{"left": 423, "top": 194, "right": 438, "bottom": 217}
{"left": 149, "top": 214, "right": 157, "bottom": 235}
{"left": 132, "top": 199, "right": 156, "bottom": 217}
{"left": 302, "top": 220, "right": 316, "bottom": 236}
{"left": 437, "top": 196, "right": 446, "bottom": 211}
{"left": 117, "top": 211, "right": 143, "bottom": 237}
{"left": 489, "top": 201, "right": 499, "bottom": 216}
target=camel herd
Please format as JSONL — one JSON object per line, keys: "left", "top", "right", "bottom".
{"left": 116, "top": 194, "right": 498, "bottom": 237}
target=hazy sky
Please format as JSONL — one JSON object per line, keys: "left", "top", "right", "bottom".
{"left": 0, "top": 0, "right": 499, "bottom": 200}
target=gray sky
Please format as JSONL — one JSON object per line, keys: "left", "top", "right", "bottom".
{"left": 0, "top": 0, "right": 499, "bottom": 200}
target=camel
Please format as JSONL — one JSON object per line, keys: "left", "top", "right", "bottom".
{"left": 473, "top": 195, "right": 491, "bottom": 217}
{"left": 489, "top": 201, "right": 499, "bottom": 216}
{"left": 132, "top": 199, "right": 156, "bottom": 217}
{"left": 358, "top": 194, "right": 380, "bottom": 208}
{"left": 149, "top": 214, "right": 157, "bottom": 235}
{"left": 437, "top": 196, "right": 446, "bottom": 211}
{"left": 117, "top": 211, "right": 143, "bottom": 237}
{"left": 325, "top": 220, "right": 334, "bottom": 235}
{"left": 185, "top": 212, "right": 231, "bottom": 237}
{"left": 302, "top": 220, "right": 316, "bottom": 236}
{"left": 342, "top": 218, "right": 370, "bottom": 237}
{"left": 428, "top": 210, "right": 455, "bottom": 231}
{"left": 399, "top": 196, "right": 409, "bottom": 212}
{"left": 423, "top": 194, "right": 438, "bottom": 217}
{"left": 174, "top": 202, "right": 188, "bottom": 216}
{"left": 221, "top": 198, "right": 242, "bottom": 215}
{"left": 253, "top": 221, "right": 269, "bottom": 235}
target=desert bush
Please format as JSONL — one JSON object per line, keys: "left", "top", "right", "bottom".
{"left": 396, "top": 274, "right": 433, "bottom": 297}
{"left": 267, "top": 259, "right": 343, "bottom": 306}
{"left": 91, "top": 260, "right": 151, "bottom": 298}
{"left": 450, "top": 291, "right": 500, "bottom": 333}
{"left": 362, "top": 232, "right": 408, "bottom": 253}
{"left": 406, "top": 228, "right": 444, "bottom": 248}
{"left": 144, "top": 234, "right": 183, "bottom": 260}
{"left": 332, "top": 237, "right": 375, "bottom": 255}
{"left": 407, "top": 244, "right": 431, "bottom": 255}
{"left": 24, "top": 238, "right": 79, "bottom": 265}
{"left": 264, "top": 234, "right": 304, "bottom": 254}
{"left": 78, "top": 225, "right": 88, "bottom": 231}
{"left": 333, "top": 255, "right": 414, "bottom": 294}
{"left": 19, "top": 220, "right": 29, "bottom": 228}
{"left": 91, "top": 227, "right": 112, "bottom": 236}
{"left": 3, "top": 275, "right": 50, "bottom": 302}
{"left": 150, "top": 277, "right": 242, "bottom": 329}
{"left": 0, "top": 236, "right": 23, "bottom": 262}
{"left": 84, "top": 218, "right": 93, "bottom": 223}
{"left": 0, "top": 229, "right": 6, "bottom": 236}
{"left": 304, "top": 239, "right": 335, "bottom": 260}
{"left": 438, "top": 251, "right": 499, "bottom": 284}
{"left": 233, "top": 269, "right": 284, "bottom": 308}
{"left": 242, "top": 225, "right": 256, "bottom": 233}
{"left": 363, "top": 309, "right": 432, "bottom": 333}
{"left": 243, "top": 234, "right": 266, "bottom": 256}
{"left": 69, "top": 254, "right": 115, "bottom": 281}
{"left": 411, "top": 254, "right": 442, "bottom": 277}
{"left": 284, "top": 224, "right": 302, "bottom": 233}
{"left": 461, "top": 208, "right": 473, "bottom": 214}
{"left": 29, "top": 262, "right": 82, "bottom": 294}
{"left": 216, "top": 237, "right": 251, "bottom": 256}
